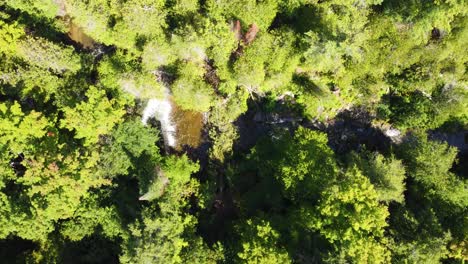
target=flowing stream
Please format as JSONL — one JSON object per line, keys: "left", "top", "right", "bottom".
{"left": 142, "top": 94, "right": 177, "bottom": 148}
{"left": 141, "top": 90, "right": 204, "bottom": 150}
{"left": 54, "top": 0, "right": 96, "bottom": 49}
{"left": 67, "top": 21, "right": 95, "bottom": 49}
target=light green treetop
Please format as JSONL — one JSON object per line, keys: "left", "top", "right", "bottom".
{"left": 308, "top": 167, "right": 391, "bottom": 263}
{"left": 60, "top": 86, "right": 125, "bottom": 146}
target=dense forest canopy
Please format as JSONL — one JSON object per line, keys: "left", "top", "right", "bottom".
{"left": 0, "top": 0, "right": 467, "bottom": 263}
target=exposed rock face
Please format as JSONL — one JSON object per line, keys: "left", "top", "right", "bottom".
{"left": 231, "top": 20, "right": 242, "bottom": 41}
{"left": 430, "top": 131, "right": 468, "bottom": 153}
{"left": 253, "top": 112, "right": 302, "bottom": 124}
{"left": 384, "top": 128, "right": 402, "bottom": 143}
{"left": 385, "top": 128, "right": 401, "bottom": 137}
{"left": 243, "top": 24, "right": 259, "bottom": 45}
{"left": 230, "top": 21, "right": 259, "bottom": 45}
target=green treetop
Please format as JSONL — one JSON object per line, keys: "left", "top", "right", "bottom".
{"left": 60, "top": 86, "right": 126, "bottom": 146}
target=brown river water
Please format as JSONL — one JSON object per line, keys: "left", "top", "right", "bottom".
{"left": 171, "top": 102, "right": 204, "bottom": 150}
{"left": 67, "top": 21, "right": 95, "bottom": 49}
{"left": 55, "top": 0, "right": 95, "bottom": 49}
{"left": 142, "top": 95, "right": 205, "bottom": 150}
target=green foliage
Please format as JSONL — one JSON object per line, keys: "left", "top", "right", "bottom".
{"left": 378, "top": 84, "right": 467, "bottom": 130}
{"left": 120, "top": 206, "right": 195, "bottom": 264}
{"left": 120, "top": 155, "right": 219, "bottom": 264}
{"left": 350, "top": 151, "right": 406, "bottom": 203}
{"left": 0, "top": 0, "right": 466, "bottom": 262}
{"left": 159, "top": 155, "right": 200, "bottom": 206}
{"left": 170, "top": 31, "right": 208, "bottom": 64}
{"left": 20, "top": 151, "right": 109, "bottom": 224}
{"left": 121, "top": 206, "right": 222, "bottom": 264}
{"left": 100, "top": 119, "right": 160, "bottom": 177}
{"left": 252, "top": 127, "right": 337, "bottom": 200}
{"left": 294, "top": 78, "right": 344, "bottom": 121}
{"left": 0, "top": 141, "right": 111, "bottom": 242}
{"left": 308, "top": 167, "right": 390, "bottom": 263}
{"left": 233, "top": 36, "right": 269, "bottom": 89}
{"left": 172, "top": 62, "right": 214, "bottom": 112}
{"left": 389, "top": 206, "right": 454, "bottom": 264}
{"left": 208, "top": 122, "right": 238, "bottom": 161}
{"left": 0, "top": 18, "right": 23, "bottom": 54}
{"left": 398, "top": 133, "right": 468, "bottom": 207}
{"left": 202, "top": 19, "right": 238, "bottom": 81}
{"left": 206, "top": 0, "right": 279, "bottom": 31}
{"left": 141, "top": 39, "right": 176, "bottom": 71}
{"left": 0, "top": 17, "right": 66, "bottom": 100}
{"left": 66, "top": 0, "right": 167, "bottom": 49}
{"left": 17, "top": 37, "right": 81, "bottom": 74}
{"left": 392, "top": 232, "right": 452, "bottom": 264}
{"left": 208, "top": 89, "right": 249, "bottom": 161}
{"left": 65, "top": 0, "right": 118, "bottom": 46}
{"left": 60, "top": 86, "right": 126, "bottom": 146}
{"left": 6, "top": 0, "right": 58, "bottom": 19}
{"left": 0, "top": 62, "right": 62, "bottom": 101}
{"left": 237, "top": 219, "right": 291, "bottom": 264}
{"left": 60, "top": 195, "right": 123, "bottom": 241}
{"left": 0, "top": 101, "right": 48, "bottom": 154}
{"left": 233, "top": 31, "right": 300, "bottom": 94}
{"left": 168, "top": 0, "right": 199, "bottom": 16}
{"left": 117, "top": 0, "right": 166, "bottom": 41}
{"left": 98, "top": 53, "right": 166, "bottom": 100}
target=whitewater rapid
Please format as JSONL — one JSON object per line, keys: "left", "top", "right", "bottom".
{"left": 141, "top": 95, "right": 177, "bottom": 147}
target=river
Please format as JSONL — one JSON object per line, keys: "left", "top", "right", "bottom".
{"left": 142, "top": 93, "right": 204, "bottom": 151}
{"left": 54, "top": 0, "right": 96, "bottom": 49}
{"left": 67, "top": 21, "right": 95, "bottom": 49}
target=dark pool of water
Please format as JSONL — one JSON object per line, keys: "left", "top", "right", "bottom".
{"left": 171, "top": 101, "right": 204, "bottom": 150}
{"left": 67, "top": 21, "right": 95, "bottom": 49}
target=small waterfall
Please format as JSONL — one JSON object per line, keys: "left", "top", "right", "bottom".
{"left": 139, "top": 73, "right": 204, "bottom": 149}
{"left": 142, "top": 96, "right": 177, "bottom": 147}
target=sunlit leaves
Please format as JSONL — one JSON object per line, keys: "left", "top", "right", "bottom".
{"left": 17, "top": 37, "right": 81, "bottom": 74}
{"left": 309, "top": 167, "right": 390, "bottom": 263}
{"left": 0, "top": 101, "right": 48, "bottom": 154}
{"left": 237, "top": 219, "right": 291, "bottom": 264}
{"left": 60, "top": 86, "right": 125, "bottom": 145}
